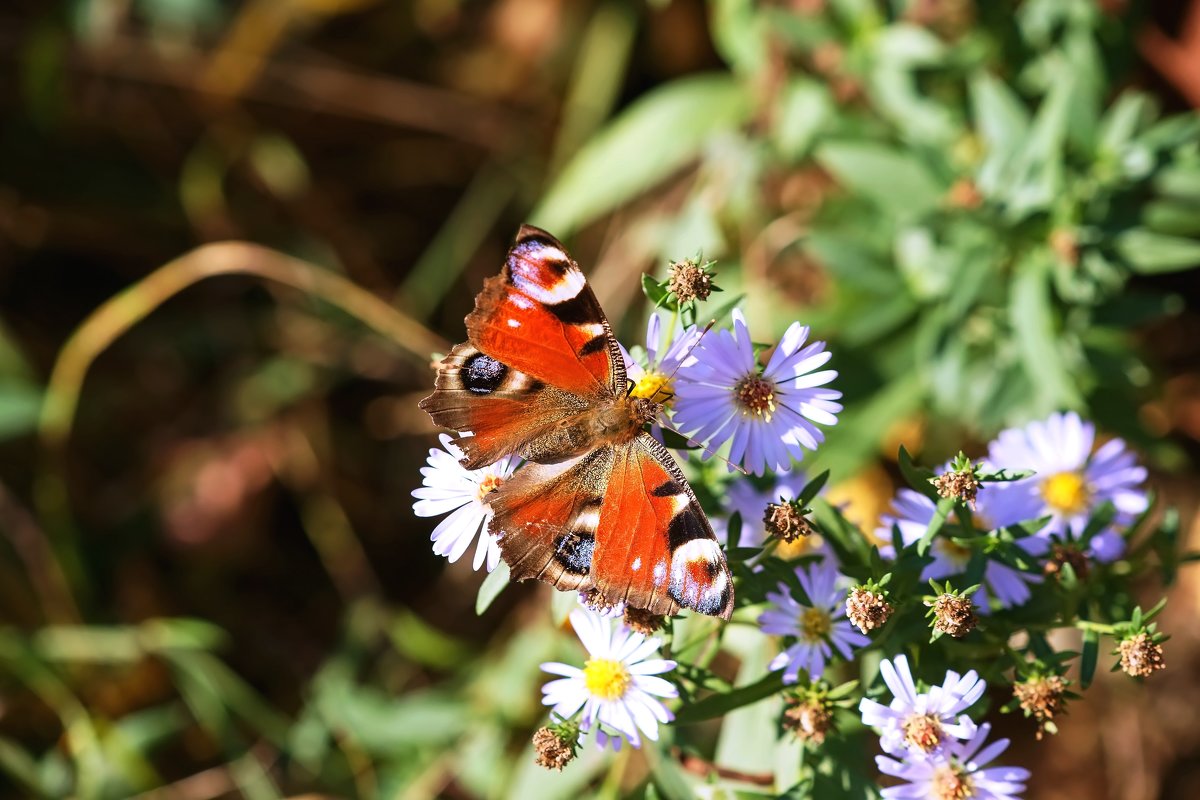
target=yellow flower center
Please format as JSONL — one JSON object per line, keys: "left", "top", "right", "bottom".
{"left": 931, "top": 764, "right": 976, "bottom": 800}
{"left": 800, "top": 608, "right": 831, "bottom": 642}
{"left": 736, "top": 375, "right": 777, "bottom": 420}
{"left": 903, "top": 713, "right": 944, "bottom": 753}
{"left": 1040, "top": 472, "right": 1089, "bottom": 515}
{"left": 476, "top": 473, "right": 504, "bottom": 503}
{"left": 631, "top": 371, "right": 675, "bottom": 405}
{"left": 583, "top": 658, "right": 631, "bottom": 700}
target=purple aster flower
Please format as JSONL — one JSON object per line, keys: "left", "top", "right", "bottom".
{"left": 876, "top": 479, "right": 1048, "bottom": 611}
{"left": 759, "top": 560, "right": 868, "bottom": 683}
{"left": 411, "top": 433, "right": 518, "bottom": 572}
{"left": 876, "top": 722, "right": 1030, "bottom": 800}
{"left": 672, "top": 309, "right": 842, "bottom": 475}
{"left": 987, "top": 411, "right": 1148, "bottom": 563}
{"left": 620, "top": 311, "right": 703, "bottom": 406}
{"left": 859, "top": 654, "right": 986, "bottom": 757}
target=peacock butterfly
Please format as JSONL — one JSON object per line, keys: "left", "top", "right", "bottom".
{"left": 419, "top": 225, "right": 734, "bottom": 619}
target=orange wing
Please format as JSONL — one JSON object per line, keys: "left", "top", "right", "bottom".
{"left": 589, "top": 434, "right": 734, "bottom": 619}
{"left": 420, "top": 225, "right": 624, "bottom": 469}
{"left": 465, "top": 225, "right": 625, "bottom": 398}
{"left": 487, "top": 434, "right": 734, "bottom": 619}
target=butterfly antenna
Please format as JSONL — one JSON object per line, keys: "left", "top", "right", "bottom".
{"left": 658, "top": 420, "right": 750, "bottom": 476}
{"left": 660, "top": 319, "right": 716, "bottom": 387}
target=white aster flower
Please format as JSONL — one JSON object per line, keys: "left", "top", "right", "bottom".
{"left": 540, "top": 607, "right": 678, "bottom": 750}
{"left": 672, "top": 309, "right": 842, "bottom": 475}
{"left": 411, "top": 433, "right": 518, "bottom": 572}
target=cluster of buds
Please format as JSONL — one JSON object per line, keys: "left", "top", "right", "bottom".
{"left": 533, "top": 717, "right": 582, "bottom": 771}
{"left": 780, "top": 680, "right": 859, "bottom": 745}
{"left": 646, "top": 254, "right": 721, "bottom": 311}
{"left": 924, "top": 581, "right": 978, "bottom": 640}
{"left": 845, "top": 576, "right": 894, "bottom": 635}
{"left": 930, "top": 453, "right": 982, "bottom": 509}
{"left": 763, "top": 498, "right": 817, "bottom": 543}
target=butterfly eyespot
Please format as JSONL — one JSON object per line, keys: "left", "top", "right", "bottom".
{"left": 553, "top": 532, "right": 595, "bottom": 576}
{"left": 463, "top": 352, "right": 508, "bottom": 394}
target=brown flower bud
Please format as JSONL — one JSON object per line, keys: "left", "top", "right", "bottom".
{"left": 929, "top": 593, "right": 976, "bottom": 638}
{"left": 1043, "top": 544, "right": 1090, "bottom": 582}
{"left": 667, "top": 259, "right": 713, "bottom": 304}
{"left": 1013, "top": 675, "right": 1067, "bottom": 740}
{"left": 932, "top": 469, "right": 980, "bottom": 508}
{"left": 1118, "top": 632, "right": 1165, "bottom": 678}
{"left": 764, "top": 501, "right": 814, "bottom": 543}
{"left": 846, "top": 587, "right": 893, "bottom": 635}
{"left": 623, "top": 606, "right": 665, "bottom": 636}
{"left": 783, "top": 697, "right": 834, "bottom": 744}
{"left": 533, "top": 726, "right": 576, "bottom": 770}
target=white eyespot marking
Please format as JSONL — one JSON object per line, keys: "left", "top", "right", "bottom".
{"left": 507, "top": 318, "right": 521, "bottom": 328}
{"left": 578, "top": 322, "right": 605, "bottom": 338}
{"left": 669, "top": 493, "right": 691, "bottom": 515}
{"left": 668, "top": 539, "right": 730, "bottom": 616}
{"left": 652, "top": 559, "right": 668, "bottom": 586}
{"left": 574, "top": 507, "right": 601, "bottom": 534}
{"left": 631, "top": 557, "right": 642, "bottom": 572}
{"left": 510, "top": 293, "right": 534, "bottom": 310}
{"left": 510, "top": 259, "right": 586, "bottom": 304}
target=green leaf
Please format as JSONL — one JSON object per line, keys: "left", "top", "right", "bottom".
{"left": 476, "top": 561, "right": 511, "bottom": 616}
{"left": 531, "top": 74, "right": 752, "bottom": 235}
{"left": 1009, "top": 256, "right": 1082, "bottom": 412}
{"left": 673, "top": 671, "right": 785, "bottom": 724}
{"left": 1080, "top": 629, "right": 1099, "bottom": 689}
{"left": 917, "top": 497, "right": 956, "bottom": 556}
{"left": 897, "top": 446, "right": 937, "bottom": 501}
{"left": 642, "top": 273, "right": 672, "bottom": 309}
{"left": 773, "top": 78, "right": 830, "bottom": 160}
{"left": 0, "top": 383, "right": 42, "bottom": 441}
{"left": 815, "top": 141, "right": 945, "bottom": 217}
{"left": 1115, "top": 229, "right": 1200, "bottom": 274}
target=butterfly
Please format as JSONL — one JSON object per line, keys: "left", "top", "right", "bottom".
{"left": 419, "top": 225, "right": 734, "bottom": 619}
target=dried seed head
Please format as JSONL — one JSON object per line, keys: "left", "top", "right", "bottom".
{"left": 783, "top": 697, "right": 834, "bottom": 744}
{"left": 578, "top": 589, "right": 620, "bottom": 616}
{"left": 667, "top": 259, "right": 713, "bottom": 304}
{"left": 623, "top": 606, "right": 665, "bottom": 636}
{"left": 1043, "top": 544, "right": 1090, "bottom": 582}
{"left": 846, "top": 587, "right": 894, "bottom": 635}
{"left": 763, "top": 500, "right": 814, "bottom": 543}
{"left": 1118, "top": 632, "right": 1165, "bottom": 678}
{"left": 533, "top": 726, "right": 577, "bottom": 770}
{"left": 932, "top": 468, "right": 980, "bottom": 508}
{"left": 929, "top": 593, "right": 976, "bottom": 638}
{"left": 1013, "top": 675, "right": 1068, "bottom": 740}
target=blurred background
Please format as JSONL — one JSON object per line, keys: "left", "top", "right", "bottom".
{"left": 1, "top": 0, "right": 1199, "bottom": 798}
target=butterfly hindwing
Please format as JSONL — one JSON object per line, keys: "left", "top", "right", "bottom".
{"left": 466, "top": 225, "right": 625, "bottom": 398}
{"left": 487, "top": 447, "right": 614, "bottom": 592}
{"left": 588, "top": 433, "right": 734, "bottom": 619}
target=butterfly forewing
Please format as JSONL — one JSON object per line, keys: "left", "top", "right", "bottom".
{"left": 466, "top": 225, "right": 625, "bottom": 398}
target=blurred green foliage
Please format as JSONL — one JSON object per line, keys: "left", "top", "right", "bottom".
{"left": 0, "top": 0, "right": 1196, "bottom": 798}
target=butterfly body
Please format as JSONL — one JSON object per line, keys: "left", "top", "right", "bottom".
{"left": 419, "top": 225, "right": 734, "bottom": 619}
